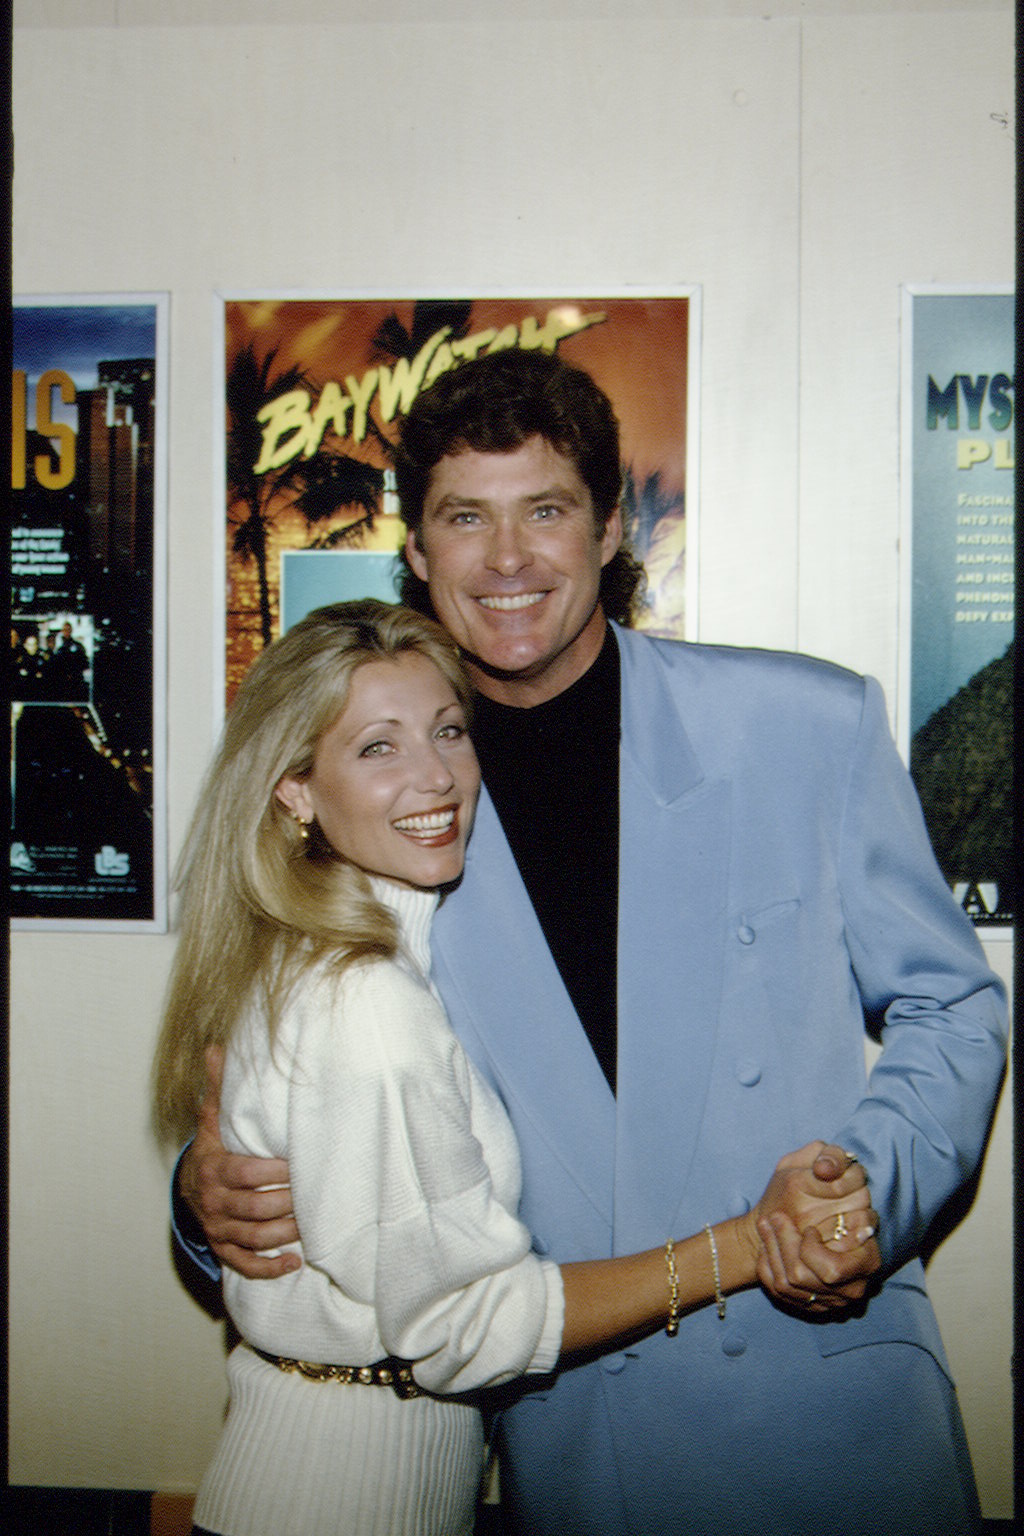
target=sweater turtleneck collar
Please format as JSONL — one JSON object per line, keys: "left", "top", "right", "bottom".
{"left": 368, "top": 876, "right": 439, "bottom": 978}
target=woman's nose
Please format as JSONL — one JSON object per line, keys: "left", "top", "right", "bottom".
{"left": 413, "top": 741, "right": 455, "bottom": 793}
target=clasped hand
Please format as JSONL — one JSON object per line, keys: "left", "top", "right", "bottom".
{"left": 751, "top": 1142, "right": 881, "bottom": 1314}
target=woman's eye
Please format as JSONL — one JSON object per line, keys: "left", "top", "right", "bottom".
{"left": 436, "top": 723, "right": 465, "bottom": 742}
{"left": 359, "top": 739, "right": 392, "bottom": 757}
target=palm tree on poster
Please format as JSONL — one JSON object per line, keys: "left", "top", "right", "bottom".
{"left": 621, "top": 467, "right": 687, "bottom": 636}
{"left": 367, "top": 300, "right": 476, "bottom": 430}
{"left": 227, "top": 307, "right": 476, "bottom": 648}
{"left": 620, "top": 466, "right": 685, "bottom": 563}
{"left": 293, "top": 454, "right": 385, "bottom": 550}
{"left": 368, "top": 299, "right": 475, "bottom": 373}
{"left": 226, "top": 343, "right": 387, "bottom": 647}
{"left": 226, "top": 343, "right": 318, "bottom": 648}
{"left": 284, "top": 303, "right": 477, "bottom": 562}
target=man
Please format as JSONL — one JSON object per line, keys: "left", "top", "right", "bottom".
{"left": 178, "top": 349, "right": 1006, "bottom": 1534}
{"left": 52, "top": 619, "right": 88, "bottom": 698}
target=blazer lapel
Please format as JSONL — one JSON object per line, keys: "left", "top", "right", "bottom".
{"left": 432, "top": 788, "right": 616, "bottom": 1227}
{"left": 613, "top": 628, "right": 731, "bottom": 1251}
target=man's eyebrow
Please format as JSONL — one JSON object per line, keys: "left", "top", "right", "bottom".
{"left": 426, "top": 484, "right": 584, "bottom": 514}
{"left": 524, "top": 485, "right": 584, "bottom": 504}
{"left": 426, "top": 493, "right": 488, "bottom": 513}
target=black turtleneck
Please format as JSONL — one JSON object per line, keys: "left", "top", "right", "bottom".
{"left": 470, "top": 629, "right": 621, "bottom": 1092}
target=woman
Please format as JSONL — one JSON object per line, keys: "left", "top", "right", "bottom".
{"left": 153, "top": 600, "right": 874, "bottom": 1536}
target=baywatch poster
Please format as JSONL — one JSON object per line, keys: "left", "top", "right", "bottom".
{"left": 900, "top": 287, "right": 1014, "bottom": 925}
{"left": 220, "top": 295, "right": 697, "bottom": 708}
{"left": 10, "top": 296, "right": 168, "bottom": 930}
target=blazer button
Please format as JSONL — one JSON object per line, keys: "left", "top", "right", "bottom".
{"left": 737, "top": 924, "right": 756, "bottom": 945}
{"left": 735, "top": 1058, "right": 762, "bottom": 1087}
{"left": 601, "top": 1353, "right": 628, "bottom": 1374}
{"left": 721, "top": 1332, "right": 747, "bottom": 1358}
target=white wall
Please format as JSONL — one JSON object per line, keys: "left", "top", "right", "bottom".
{"left": 10, "top": 0, "right": 1015, "bottom": 1516}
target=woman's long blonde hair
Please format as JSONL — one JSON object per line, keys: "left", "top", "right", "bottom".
{"left": 151, "top": 599, "right": 473, "bottom": 1148}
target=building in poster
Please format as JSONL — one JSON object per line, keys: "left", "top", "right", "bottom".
{"left": 901, "top": 288, "right": 1014, "bottom": 924}
{"left": 10, "top": 297, "right": 168, "bottom": 929}
{"left": 221, "top": 295, "right": 697, "bottom": 706}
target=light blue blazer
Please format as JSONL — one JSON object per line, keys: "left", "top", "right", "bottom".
{"left": 431, "top": 625, "right": 1007, "bottom": 1536}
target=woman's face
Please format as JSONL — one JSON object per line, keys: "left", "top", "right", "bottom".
{"left": 276, "top": 651, "right": 480, "bottom": 891}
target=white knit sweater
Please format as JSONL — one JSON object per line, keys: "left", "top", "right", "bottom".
{"left": 192, "top": 878, "right": 564, "bottom": 1536}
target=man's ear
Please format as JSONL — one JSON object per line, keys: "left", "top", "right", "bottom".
{"left": 600, "top": 505, "right": 623, "bottom": 566}
{"left": 274, "top": 774, "right": 314, "bottom": 823}
{"left": 405, "top": 528, "right": 429, "bottom": 582}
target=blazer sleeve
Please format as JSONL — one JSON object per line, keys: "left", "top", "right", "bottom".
{"left": 287, "top": 962, "right": 564, "bottom": 1395}
{"left": 831, "top": 676, "right": 1008, "bottom": 1269}
{"left": 169, "top": 1143, "right": 221, "bottom": 1282}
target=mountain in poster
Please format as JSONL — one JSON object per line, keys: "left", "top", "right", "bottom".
{"left": 909, "top": 640, "right": 1014, "bottom": 923}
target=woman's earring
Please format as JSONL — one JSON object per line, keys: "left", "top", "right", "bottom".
{"left": 292, "top": 812, "right": 311, "bottom": 841}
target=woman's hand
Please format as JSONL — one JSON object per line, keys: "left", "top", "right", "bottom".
{"left": 748, "top": 1141, "right": 881, "bottom": 1314}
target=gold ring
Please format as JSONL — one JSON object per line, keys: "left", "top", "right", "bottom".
{"left": 808, "top": 1293, "right": 817, "bottom": 1305}
{"left": 833, "top": 1211, "right": 848, "bottom": 1241}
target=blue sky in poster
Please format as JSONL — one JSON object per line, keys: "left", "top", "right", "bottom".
{"left": 13, "top": 303, "right": 157, "bottom": 392}
{"left": 910, "top": 291, "right": 1014, "bottom": 737}
{"left": 281, "top": 551, "right": 401, "bottom": 634}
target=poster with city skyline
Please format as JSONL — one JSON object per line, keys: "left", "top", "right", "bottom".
{"left": 10, "top": 296, "right": 168, "bottom": 929}
{"left": 220, "top": 294, "right": 697, "bottom": 708}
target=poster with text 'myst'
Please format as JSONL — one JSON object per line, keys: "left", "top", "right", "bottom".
{"left": 901, "top": 287, "right": 1014, "bottom": 925}
{"left": 220, "top": 294, "right": 698, "bottom": 709}
{"left": 10, "top": 296, "right": 168, "bottom": 930}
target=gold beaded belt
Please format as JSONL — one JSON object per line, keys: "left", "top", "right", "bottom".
{"left": 250, "top": 1346, "right": 425, "bottom": 1399}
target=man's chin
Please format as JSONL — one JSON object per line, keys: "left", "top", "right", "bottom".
{"left": 451, "top": 601, "right": 605, "bottom": 702}
{"left": 460, "top": 645, "right": 546, "bottom": 684}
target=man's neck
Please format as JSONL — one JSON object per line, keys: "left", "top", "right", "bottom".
{"left": 466, "top": 608, "right": 609, "bottom": 709}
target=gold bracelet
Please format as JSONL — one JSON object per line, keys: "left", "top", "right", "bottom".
{"left": 664, "top": 1238, "right": 680, "bottom": 1336}
{"left": 705, "top": 1224, "right": 726, "bottom": 1320}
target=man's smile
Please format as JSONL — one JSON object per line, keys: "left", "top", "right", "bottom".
{"left": 478, "top": 592, "right": 547, "bottom": 612}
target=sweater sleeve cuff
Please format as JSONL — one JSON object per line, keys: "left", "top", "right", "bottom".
{"left": 525, "top": 1259, "right": 565, "bottom": 1376}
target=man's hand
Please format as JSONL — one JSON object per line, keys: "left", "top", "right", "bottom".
{"left": 754, "top": 1142, "right": 881, "bottom": 1314}
{"left": 179, "top": 1046, "right": 300, "bottom": 1279}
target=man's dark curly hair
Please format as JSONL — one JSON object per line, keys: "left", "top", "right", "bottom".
{"left": 393, "top": 348, "right": 645, "bottom": 625}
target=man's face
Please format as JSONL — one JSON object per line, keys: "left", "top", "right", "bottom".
{"left": 405, "top": 436, "right": 622, "bottom": 706}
